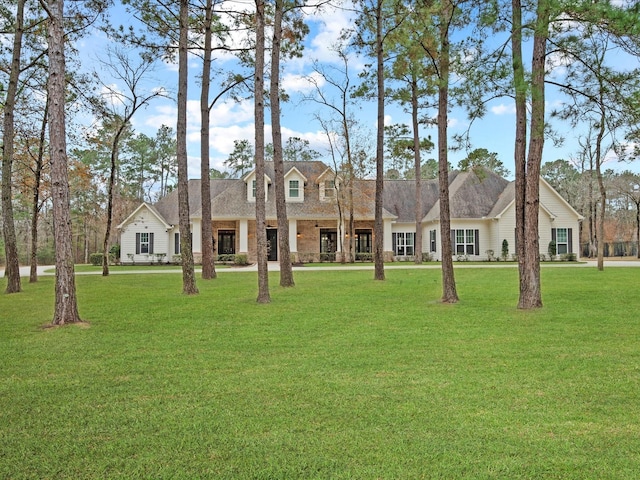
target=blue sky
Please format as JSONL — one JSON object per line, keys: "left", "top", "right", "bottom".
{"left": 81, "top": 1, "right": 640, "bottom": 180}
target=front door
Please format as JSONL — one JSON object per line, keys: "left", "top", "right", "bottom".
{"left": 217, "top": 230, "right": 236, "bottom": 255}
{"left": 355, "top": 229, "right": 372, "bottom": 253}
{"left": 267, "top": 229, "right": 278, "bottom": 261}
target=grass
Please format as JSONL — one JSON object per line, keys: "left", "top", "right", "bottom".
{"left": 1, "top": 267, "right": 639, "bottom": 479}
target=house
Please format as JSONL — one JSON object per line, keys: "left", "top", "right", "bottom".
{"left": 116, "top": 161, "right": 583, "bottom": 264}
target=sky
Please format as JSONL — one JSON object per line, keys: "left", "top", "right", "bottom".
{"left": 80, "top": 1, "right": 640, "bottom": 181}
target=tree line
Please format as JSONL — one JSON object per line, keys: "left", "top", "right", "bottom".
{"left": 1, "top": 0, "right": 640, "bottom": 323}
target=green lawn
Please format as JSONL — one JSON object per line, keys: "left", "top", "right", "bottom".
{"left": 1, "top": 267, "right": 639, "bottom": 479}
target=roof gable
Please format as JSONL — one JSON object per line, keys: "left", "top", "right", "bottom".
{"left": 117, "top": 202, "right": 171, "bottom": 230}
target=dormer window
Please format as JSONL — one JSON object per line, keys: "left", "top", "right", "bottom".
{"left": 284, "top": 167, "right": 306, "bottom": 202}
{"left": 324, "top": 180, "right": 335, "bottom": 197}
{"left": 289, "top": 180, "right": 300, "bottom": 198}
{"left": 246, "top": 173, "right": 270, "bottom": 202}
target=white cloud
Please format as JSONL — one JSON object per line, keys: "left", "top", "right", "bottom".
{"left": 282, "top": 71, "right": 326, "bottom": 94}
{"left": 306, "top": 4, "right": 357, "bottom": 64}
{"left": 491, "top": 103, "right": 516, "bottom": 116}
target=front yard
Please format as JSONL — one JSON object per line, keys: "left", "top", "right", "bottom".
{"left": 1, "top": 267, "right": 639, "bottom": 479}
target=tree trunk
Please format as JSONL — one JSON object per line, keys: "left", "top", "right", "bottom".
{"left": 270, "top": 0, "right": 294, "bottom": 287}
{"left": 2, "top": 0, "right": 25, "bottom": 294}
{"left": 200, "top": 0, "right": 216, "bottom": 280}
{"left": 177, "top": 0, "right": 198, "bottom": 295}
{"left": 411, "top": 75, "right": 423, "bottom": 265}
{"left": 373, "top": 0, "right": 385, "bottom": 281}
{"left": 595, "top": 109, "right": 607, "bottom": 271}
{"left": 512, "top": 0, "right": 527, "bottom": 292}
{"left": 30, "top": 99, "right": 49, "bottom": 283}
{"left": 102, "top": 128, "right": 124, "bottom": 277}
{"left": 255, "top": 0, "right": 270, "bottom": 303}
{"left": 48, "top": 0, "right": 82, "bottom": 324}
{"left": 636, "top": 202, "right": 640, "bottom": 259}
{"left": 518, "top": 0, "right": 548, "bottom": 309}
{"left": 438, "top": 0, "right": 458, "bottom": 303}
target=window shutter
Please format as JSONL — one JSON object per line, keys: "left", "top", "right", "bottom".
{"left": 450, "top": 229, "right": 455, "bottom": 252}
{"left": 136, "top": 233, "right": 141, "bottom": 254}
{"left": 175, "top": 232, "right": 180, "bottom": 255}
{"left": 434, "top": 230, "right": 437, "bottom": 253}
{"left": 474, "top": 230, "right": 480, "bottom": 255}
{"left": 568, "top": 228, "right": 573, "bottom": 253}
{"left": 149, "top": 233, "right": 154, "bottom": 254}
{"left": 551, "top": 228, "right": 556, "bottom": 243}
{"left": 392, "top": 233, "right": 397, "bottom": 253}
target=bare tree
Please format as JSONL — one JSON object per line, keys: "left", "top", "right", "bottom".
{"left": 305, "top": 46, "right": 360, "bottom": 263}
{"left": 615, "top": 171, "right": 640, "bottom": 259}
{"left": 29, "top": 99, "right": 49, "bottom": 283}
{"left": 94, "top": 47, "right": 165, "bottom": 276}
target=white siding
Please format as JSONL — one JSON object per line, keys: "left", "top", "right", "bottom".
{"left": 119, "top": 206, "right": 171, "bottom": 263}
{"left": 450, "top": 220, "right": 492, "bottom": 261}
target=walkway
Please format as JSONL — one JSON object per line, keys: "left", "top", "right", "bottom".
{"left": 2, "top": 258, "right": 640, "bottom": 278}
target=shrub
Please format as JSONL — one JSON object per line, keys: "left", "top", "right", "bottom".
{"left": 422, "top": 252, "right": 432, "bottom": 262}
{"left": 234, "top": 254, "right": 248, "bottom": 265}
{"left": 355, "top": 253, "right": 372, "bottom": 262}
{"left": 501, "top": 239, "right": 509, "bottom": 261}
{"left": 172, "top": 254, "right": 182, "bottom": 265}
{"left": 548, "top": 240, "right": 556, "bottom": 261}
{"left": 89, "top": 253, "right": 103, "bottom": 266}
{"left": 110, "top": 244, "right": 121, "bottom": 258}
{"left": 320, "top": 253, "right": 336, "bottom": 263}
{"left": 561, "top": 252, "right": 577, "bottom": 262}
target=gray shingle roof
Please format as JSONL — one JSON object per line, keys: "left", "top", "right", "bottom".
{"left": 150, "top": 162, "right": 513, "bottom": 225}
{"left": 424, "top": 169, "right": 510, "bottom": 221}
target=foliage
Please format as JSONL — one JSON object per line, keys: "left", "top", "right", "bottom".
{"left": 458, "top": 148, "right": 510, "bottom": 178}
{"left": 233, "top": 253, "right": 248, "bottom": 265}
{"left": 501, "top": 238, "right": 509, "bottom": 261}
{"left": 89, "top": 252, "right": 104, "bottom": 266}
{"left": 2, "top": 268, "right": 640, "bottom": 478}
{"left": 548, "top": 240, "right": 557, "bottom": 260}
{"left": 224, "top": 139, "right": 255, "bottom": 178}
{"left": 383, "top": 124, "right": 434, "bottom": 178}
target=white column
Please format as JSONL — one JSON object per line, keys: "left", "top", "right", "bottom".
{"left": 289, "top": 219, "right": 298, "bottom": 252}
{"left": 239, "top": 219, "right": 249, "bottom": 252}
{"left": 191, "top": 220, "right": 202, "bottom": 253}
{"left": 383, "top": 219, "right": 393, "bottom": 252}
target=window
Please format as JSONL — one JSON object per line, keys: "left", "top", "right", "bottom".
{"left": 392, "top": 232, "right": 415, "bottom": 256}
{"left": 452, "top": 229, "right": 479, "bottom": 256}
{"left": 324, "top": 180, "right": 335, "bottom": 197}
{"left": 355, "top": 229, "right": 372, "bottom": 253}
{"left": 289, "top": 180, "right": 299, "bottom": 198}
{"left": 430, "top": 229, "right": 437, "bottom": 253}
{"left": 136, "top": 232, "right": 154, "bottom": 255}
{"left": 251, "top": 180, "right": 256, "bottom": 198}
{"left": 320, "top": 229, "right": 337, "bottom": 253}
{"left": 552, "top": 228, "right": 572, "bottom": 255}
{"left": 174, "top": 231, "right": 193, "bottom": 255}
